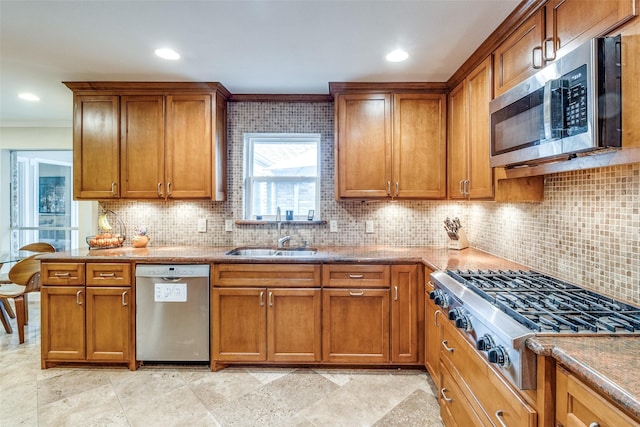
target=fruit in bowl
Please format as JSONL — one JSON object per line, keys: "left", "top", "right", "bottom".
{"left": 87, "top": 233, "right": 125, "bottom": 249}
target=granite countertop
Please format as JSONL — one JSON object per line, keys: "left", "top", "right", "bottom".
{"left": 528, "top": 336, "right": 640, "bottom": 420}
{"left": 37, "top": 245, "right": 529, "bottom": 271}
{"left": 38, "top": 245, "right": 638, "bottom": 418}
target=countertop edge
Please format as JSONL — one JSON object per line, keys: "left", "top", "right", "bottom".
{"left": 527, "top": 336, "right": 640, "bottom": 420}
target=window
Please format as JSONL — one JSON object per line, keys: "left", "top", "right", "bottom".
{"left": 244, "top": 133, "right": 320, "bottom": 220}
{"left": 9, "top": 151, "right": 78, "bottom": 256}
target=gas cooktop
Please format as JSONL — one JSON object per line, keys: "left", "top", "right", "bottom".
{"left": 448, "top": 270, "right": 640, "bottom": 335}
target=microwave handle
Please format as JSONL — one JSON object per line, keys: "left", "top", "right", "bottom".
{"left": 543, "top": 80, "right": 566, "bottom": 141}
{"left": 543, "top": 80, "right": 553, "bottom": 141}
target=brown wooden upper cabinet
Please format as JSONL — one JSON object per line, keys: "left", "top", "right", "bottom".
{"left": 545, "top": 0, "right": 636, "bottom": 62}
{"left": 493, "top": 0, "right": 636, "bottom": 98}
{"left": 493, "top": 9, "right": 545, "bottom": 98}
{"left": 332, "top": 86, "right": 447, "bottom": 200}
{"left": 66, "top": 82, "right": 229, "bottom": 201}
{"left": 448, "top": 57, "right": 495, "bottom": 199}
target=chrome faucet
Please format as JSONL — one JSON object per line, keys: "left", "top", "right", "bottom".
{"left": 275, "top": 207, "right": 290, "bottom": 248}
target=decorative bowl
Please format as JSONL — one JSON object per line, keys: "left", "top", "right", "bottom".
{"left": 86, "top": 233, "right": 126, "bottom": 249}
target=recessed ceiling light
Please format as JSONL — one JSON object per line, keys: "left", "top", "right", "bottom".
{"left": 18, "top": 93, "right": 40, "bottom": 101}
{"left": 155, "top": 48, "right": 180, "bottom": 60}
{"left": 386, "top": 49, "right": 409, "bottom": 62}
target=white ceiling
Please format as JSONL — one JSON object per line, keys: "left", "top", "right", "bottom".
{"left": 0, "top": 0, "right": 520, "bottom": 127}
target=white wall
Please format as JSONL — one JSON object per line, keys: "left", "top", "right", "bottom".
{"left": 0, "top": 127, "right": 96, "bottom": 252}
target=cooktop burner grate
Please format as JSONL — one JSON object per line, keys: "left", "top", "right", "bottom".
{"left": 447, "top": 269, "right": 640, "bottom": 334}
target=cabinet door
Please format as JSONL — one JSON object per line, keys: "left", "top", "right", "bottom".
{"left": 467, "top": 56, "right": 494, "bottom": 199}
{"left": 86, "top": 286, "right": 131, "bottom": 361}
{"left": 493, "top": 9, "right": 545, "bottom": 97}
{"left": 41, "top": 286, "right": 85, "bottom": 361}
{"left": 425, "top": 275, "right": 442, "bottom": 388}
{"left": 391, "top": 264, "right": 422, "bottom": 363}
{"left": 73, "top": 95, "right": 120, "bottom": 199}
{"left": 546, "top": 0, "right": 636, "bottom": 61}
{"left": 393, "top": 94, "right": 447, "bottom": 199}
{"left": 447, "top": 81, "right": 468, "bottom": 199}
{"left": 120, "top": 95, "right": 165, "bottom": 199}
{"left": 322, "top": 288, "right": 390, "bottom": 363}
{"left": 267, "top": 288, "right": 321, "bottom": 362}
{"left": 336, "top": 93, "right": 392, "bottom": 198}
{"left": 165, "top": 94, "right": 213, "bottom": 198}
{"left": 556, "top": 366, "right": 638, "bottom": 427}
{"left": 212, "top": 288, "right": 267, "bottom": 362}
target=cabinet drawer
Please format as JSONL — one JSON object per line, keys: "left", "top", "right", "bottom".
{"left": 41, "top": 263, "right": 85, "bottom": 285}
{"left": 322, "top": 264, "right": 390, "bottom": 288}
{"left": 439, "top": 362, "right": 489, "bottom": 426}
{"left": 440, "top": 320, "right": 537, "bottom": 427}
{"left": 86, "top": 263, "right": 131, "bottom": 286}
{"left": 213, "top": 264, "right": 321, "bottom": 287}
{"left": 556, "top": 366, "right": 639, "bottom": 427}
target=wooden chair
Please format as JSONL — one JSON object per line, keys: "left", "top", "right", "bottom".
{"left": 0, "top": 255, "right": 42, "bottom": 343}
{"left": 0, "top": 242, "right": 54, "bottom": 342}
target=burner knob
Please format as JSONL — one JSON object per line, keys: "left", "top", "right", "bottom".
{"left": 448, "top": 307, "right": 463, "bottom": 321}
{"left": 476, "top": 334, "right": 495, "bottom": 352}
{"left": 488, "top": 346, "right": 511, "bottom": 368}
{"left": 429, "top": 290, "right": 449, "bottom": 308}
{"left": 455, "top": 314, "right": 473, "bottom": 332}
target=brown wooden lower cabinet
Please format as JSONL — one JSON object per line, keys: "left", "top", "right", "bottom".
{"left": 439, "top": 361, "right": 489, "bottom": 426}
{"left": 425, "top": 270, "right": 442, "bottom": 389}
{"left": 556, "top": 365, "right": 639, "bottom": 427}
{"left": 439, "top": 314, "right": 537, "bottom": 427}
{"left": 41, "top": 262, "right": 134, "bottom": 369}
{"left": 322, "top": 288, "right": 390, "bottom": 363}
{"left": 41, "top": 285, "right": 86, "bottom": 361}
{"left": 211, "top": 287, "right": 322, "bottom": 363}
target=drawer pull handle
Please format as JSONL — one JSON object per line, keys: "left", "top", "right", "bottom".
{"left": 495, "top": 410, "right": 507, "bottom": 427}
{"left": 440, "top": 388, "right": 453, "bottom": 403}
{"left": 348, "top": 274, "right": 364, "bottom": 279}
{"left": 99, "top": 272, "right": 116, "bottom": 277}
{"left": 259, "top": 291, "right": 264, "bottom": 307}
{"left": 589, "top": 423, "right": 600, "bottom": 427}
{"left": 394, "top": 286, "right": 398, "bottom": 301}
{"left": 269, "top": 291, "right": 274, "bottom": 307}
{"left": 434, "top": 309, "right": 441, "bottom": 326}
{"left": 442, "top": 340, "right": 454, "bottom": 353}
{"left": 76, "top": 290, "right": 83, "bottom": 305}
{"left": 54, "top": 272, "right": 71, "bottom": 277}
{"left": 111, "top": 182, "right": 117, "bottom": 196}
{"left": 122, "top": 291, "right": 128, "bottom": 306}
{"left": 157, "top": 182, "right": 163, "bottom": 197}
{"left": 349, "top": 290, "right": 364, "bottom": 296}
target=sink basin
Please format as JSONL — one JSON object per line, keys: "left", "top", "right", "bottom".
{"left": 225, "top": 247, "right": 317, "bottom": 257}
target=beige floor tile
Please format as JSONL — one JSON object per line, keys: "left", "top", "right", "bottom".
{"left": 297, "top": 387, "right": 382, "bottom": 427}
{"left": 181, "top": 368, "right": 263, "bottom": 410}
{"left": 373, "top": 388, "right": 443, "bottom": 426}
{"left": 210, "top": 384, "right": 298, "bottom": 426}
{"left": 38, "top": 383, "right": 128, "bottom": 427}
{"left": 37, "top": 369, "right": 113, "bottom": 406}
{"left": 258, "top": 368, "right": 339, "bottom": 412}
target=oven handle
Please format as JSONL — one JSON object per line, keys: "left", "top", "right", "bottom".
{"left": 441, "top": 340, "right": 454, "bottom": 353}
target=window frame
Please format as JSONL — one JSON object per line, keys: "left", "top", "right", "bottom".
{"left": 243, "top": 133, "right": 321, "bottom": 221}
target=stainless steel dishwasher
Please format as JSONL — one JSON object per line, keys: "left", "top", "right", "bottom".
{"left": 135, "top": 264, "right": 210, "bottom": 362}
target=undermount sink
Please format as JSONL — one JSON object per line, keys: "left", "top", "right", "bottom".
{"left": 225, "top": 247, "right": 317, "bottom": 257}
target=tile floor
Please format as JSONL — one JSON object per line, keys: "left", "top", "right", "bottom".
{"left": 0, "top": 300, "right": 444, "bottom": 426}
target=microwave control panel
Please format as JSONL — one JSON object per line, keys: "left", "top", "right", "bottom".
{"left": 563, "top": 64, "right": 588, "bottom": 136}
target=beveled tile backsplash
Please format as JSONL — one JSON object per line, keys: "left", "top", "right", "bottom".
{"left": 103, "top": 102, "right": 640, "bottom": 305}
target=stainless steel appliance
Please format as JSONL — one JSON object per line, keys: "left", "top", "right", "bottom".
{"left": 136, "top": 264, "right": 210, "bottom": 362}
{"left": 430, "top": 269, "right": 640, "bottom": 390}
{"left": 490, "top": 35, "right": 622, "bottom": 168}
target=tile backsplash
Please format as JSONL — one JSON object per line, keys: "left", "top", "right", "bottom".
{"left": 103, "top": 102, "right": 640, "bottom": 304}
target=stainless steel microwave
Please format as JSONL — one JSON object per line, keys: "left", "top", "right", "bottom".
{"left": 489, "top": 35, "right": 622, "bottom": 168}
